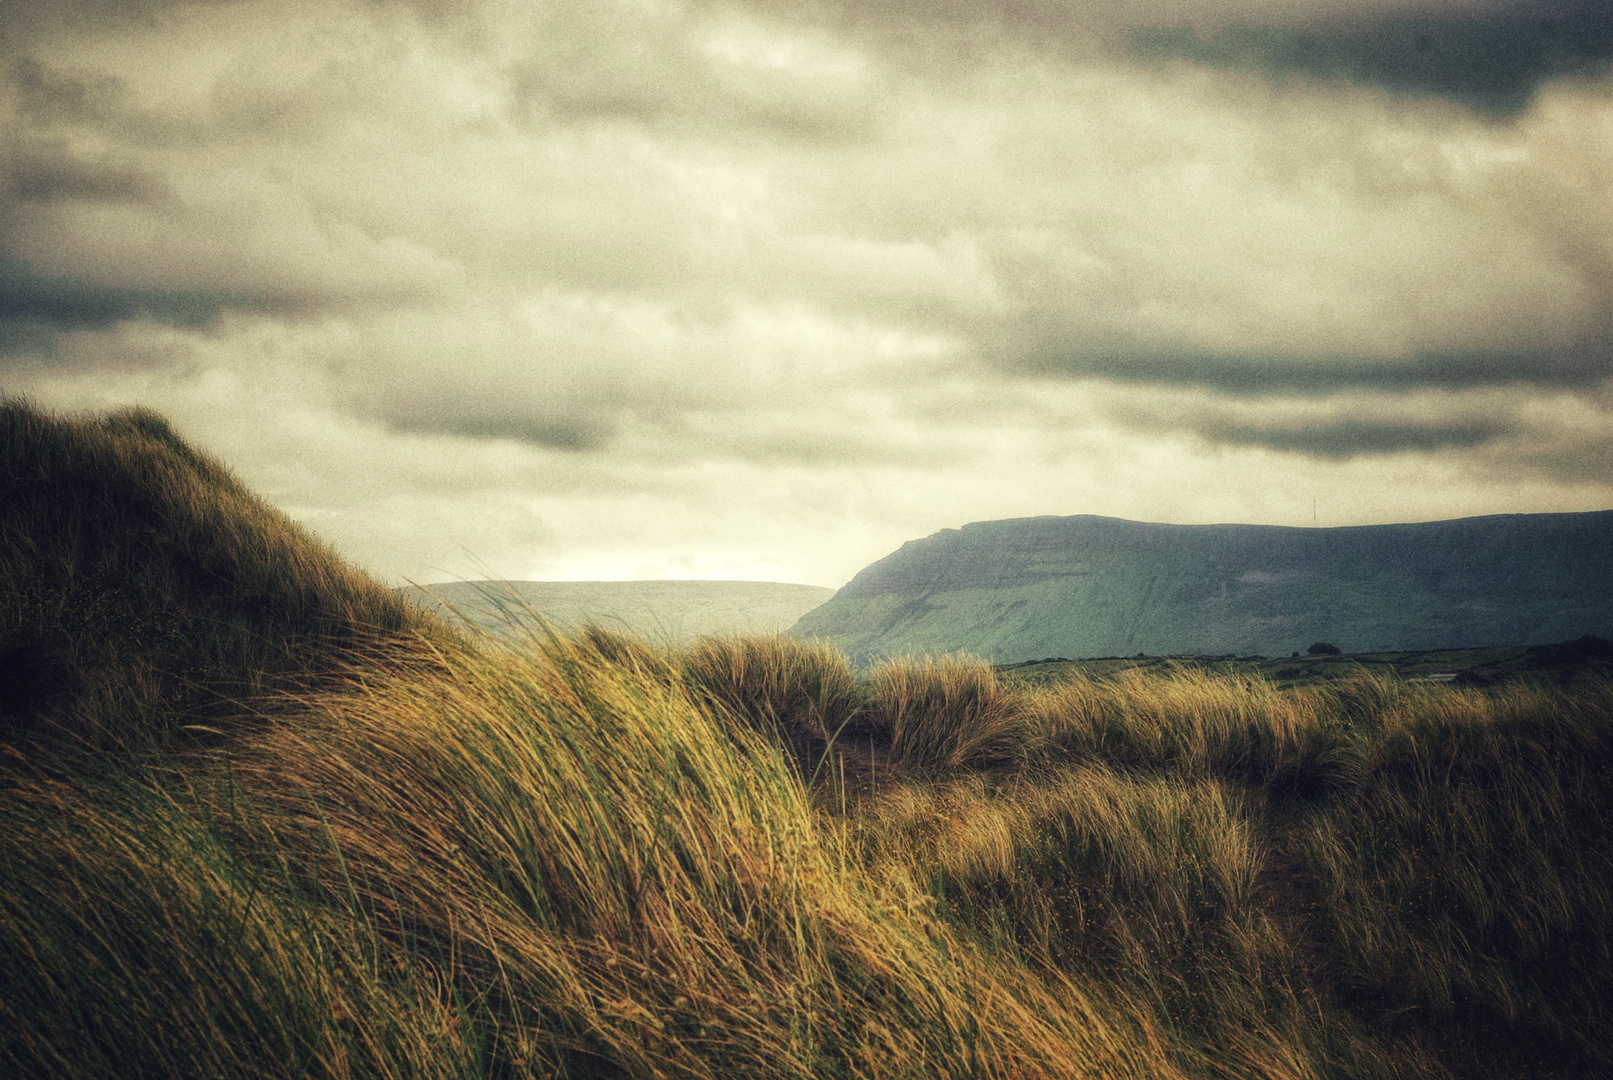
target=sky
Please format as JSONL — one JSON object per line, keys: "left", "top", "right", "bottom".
{"left": 3, "top": 0, "right": 1612, "bottom": 588}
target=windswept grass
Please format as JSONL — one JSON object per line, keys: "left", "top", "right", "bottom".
{"left": 4, "top": 401, "right": 1610, "bottom": 1080}
{"left": 1303, "top": 680, "right": 1613, "bottom": 1073}
{"left": 1, "top": 633, "right": 1178, "bottom": 1080}
{"left": 865, "top": 655, "right": 1024, "bottom": 773}
{"left": 682, "top": 633, "right": 861, "bottom": 745}
{"left": 1023, "top": 666, "right": 1356, "bottom": 793}
{"left": 0, "top": 760, "right": 478, "bottom": 1079}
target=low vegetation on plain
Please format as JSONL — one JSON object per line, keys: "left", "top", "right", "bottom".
{"left": 3, "top": 397, "right": 1610, "bottom": 1079}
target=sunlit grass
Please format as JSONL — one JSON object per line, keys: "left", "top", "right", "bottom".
{"left": 1, "top": 632, "right": 1179, "bottom": 1079}
{"left": 865, "top": 654, "right": 1024, "bottom": 773}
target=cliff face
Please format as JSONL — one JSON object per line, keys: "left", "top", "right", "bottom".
{"left": 791, "top": 511, "right": 1613, "bottom": 663}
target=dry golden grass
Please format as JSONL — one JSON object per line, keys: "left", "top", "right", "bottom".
{"left": 1022, "top": 665, "right": 1355, "bottom": 792}
{"left": 2, "top": 631, "right": 1186, "bottom": 1080}
{"left": 5, "top": 400, "right": 1610, "bottom": 1080}
{"left": 865, "top": 655, "right": 1024, "bottom": 773}
{"left": 682, "top": 632, "right": 861, "bottom": 743}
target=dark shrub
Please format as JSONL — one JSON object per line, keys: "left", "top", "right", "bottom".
{"left": 1307, "top": 642, "right": 1343, "bottom": 656}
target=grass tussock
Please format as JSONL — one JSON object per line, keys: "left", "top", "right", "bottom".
{"left": 5, "top": 402, "right": 1611, "bottom": 1080}
{"left": 0, "top": 763, "right": 478, "bottom": 1079}
{"left": 682, "top": 632, "right": 861, "bottom": 745}
{"left": 856, "top": 768, "right": 1443, "bottom": 1080}
{"left": 1304, "top": 680, "right": 1613, "bottom": 1070}
{"left": 865, "top": 769, "right": 1276, "bottom": 1013}
{"left": 866, "top": 655, "right": 1024, "bottom": 773}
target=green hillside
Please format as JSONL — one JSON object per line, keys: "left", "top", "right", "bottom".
{"left": 793, "top": 512, "right": 1613, "bottom": 664}
{"left": 401, "top": 579, "right": 833, "bottom": 643}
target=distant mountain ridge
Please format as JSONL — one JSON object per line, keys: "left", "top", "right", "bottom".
{"left": 790, "top": 511, "right": 1613, "bottom": 663}
{"left": 401, "top": 580, "right": 834, "bottom": 642}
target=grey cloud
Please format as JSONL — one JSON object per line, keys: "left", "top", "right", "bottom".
{"left": 0, "top": 0, "right": 244, "bottom": 49}
{"left": 0, "top": 259, "right": 251, "bottom": 355}
{"left": 508, "top": 6, "right": 879, "bottom": 142}
{"left": 7, "top": 57, "right": 128, "bottom": 125}
{"left": 3, "top": 143, "right": 171, "bottom": 205}
{"left": 1011, "top": 341, "right": 1613, "bottom": 396}
{"left": 5, "top": 55, "right": 214, "bottom": 151}
{"left": 656, "top": 408, "right": 972, "bottom": 469}
{"left": 1129, "top": 2, "right": 1613, "bottom": 116}
{"left": 1206, "top": 417, "right": 1511, "bottom": 458}
{"left": 725, "top": 1, "right": 1514, "bottom": 70}
{"left": 375, "top": 396, "right": 617, "bottom": 452}
{"left": 1497, "top": 429, "right": 1613, "bottom": 484}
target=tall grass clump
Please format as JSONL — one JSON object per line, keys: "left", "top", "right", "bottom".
{"left": 869, "top": 769, "right": 1273, "bottom": 997}
{"left": 857, "top": 759, "right": 1443, "bottom": 1080}
{"left": 867, "top": 655, "right": 1024, "bottom": 773}
{"left": 0, "top": 397, "right": 439, "bottom": 750}
{"left": 682, "top": 633, "right": 861, "bottom": 746}
{"left": 1302, "top": 678, "right": 1613, "bottom": 1071}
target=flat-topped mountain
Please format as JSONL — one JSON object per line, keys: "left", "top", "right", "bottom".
{"left": 401, "top": 579, "right": 833, "bottom": 643}
{"left": 790, "top": 511, "right": 1613, "bottom": 664}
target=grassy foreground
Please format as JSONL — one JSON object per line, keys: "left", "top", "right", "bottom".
{"left": 3, "top": 400, "right": 1610, "bottom": 1079}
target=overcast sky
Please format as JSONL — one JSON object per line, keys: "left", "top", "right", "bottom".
{"left": 4, "top": 0, "right": 1612, "bottom": 587}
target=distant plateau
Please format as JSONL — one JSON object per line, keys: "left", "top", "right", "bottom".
{"left": 791, "top": 510, "right": 1613, "bottom": 664}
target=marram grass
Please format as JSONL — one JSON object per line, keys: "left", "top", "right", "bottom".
{"left": 1, "top": 397, "right": 441, "bottom": 752}
{"left": 4, "top": 400, "right": 1612, "bottom": 1080}
{"left": 2, "top": 632, "right": 1179, "bottom": 1080}
{"left": 12, "top": 625, "right": 1608, "bottom": 1078}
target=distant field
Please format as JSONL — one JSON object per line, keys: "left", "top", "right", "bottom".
{"left": 399, "top": 578, "right": 834, "bottom": 642}
{"left": 997, "top": 636, "right": 1613, "bottom": 691}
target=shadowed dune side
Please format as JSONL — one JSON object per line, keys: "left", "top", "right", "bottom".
{"left": 0, "top": 396, "right": 447, "bottom": 750}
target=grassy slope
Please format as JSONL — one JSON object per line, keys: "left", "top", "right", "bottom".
{"left": 1, "top": 398, "right": 443, "bottom": 751}
{"left": 3, "top": 401, "right": 1610, "bottom": 1080}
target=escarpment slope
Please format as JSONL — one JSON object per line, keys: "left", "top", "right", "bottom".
{"left": 792, "top": 511, "right": 1613, "bottom": 663}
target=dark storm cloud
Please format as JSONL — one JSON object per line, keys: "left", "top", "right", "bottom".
{"left": 3, "top": 142, "right": 171, "bottom": 205}
{"left": 1014, "top": 343, "right": 1613, "bottom": 396}
{"left": 1129, "top": 2, "right": 1613, "bottom": 116}
{"left": 7, "top": 56, "right": 129, "bottom": 125}
{"left": 0, "top": 0, "right": 244, "bottom": 45}
{"left": 1207, "top": 417, "right": 1510, "bottom": 458}
{"left": 0, "top": 260, "right": 251, "bottom": 355}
